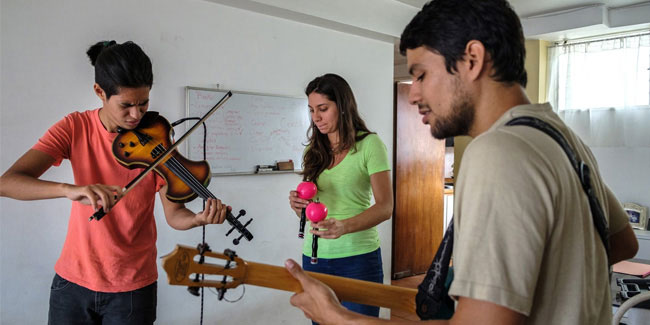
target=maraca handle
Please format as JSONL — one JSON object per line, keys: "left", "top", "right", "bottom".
{"left": 299, "top": 208, "right": 307, "bottom": 238}
{"left": 311, "top": 232, "right": 319, "bottom": 264}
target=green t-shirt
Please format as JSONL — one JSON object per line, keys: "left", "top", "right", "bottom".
{"left": 303, "top": 133, "right": 390, "bottom": 258}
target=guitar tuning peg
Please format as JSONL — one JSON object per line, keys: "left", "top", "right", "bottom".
{"left": 187, "top": 286, "right": 200, "bottom": 297}
{"left": 217, "top": 288, "right": 227, "bottom": 300}
{"left": 188, "top": 273, "right": 201, "bottom": 296}
{"left": 197, "top": 242, "right": 211, "bottom": 255}
{"left": 224, "top": 249, "right": 237, "bottom": 259}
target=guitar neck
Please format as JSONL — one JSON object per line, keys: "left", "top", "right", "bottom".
{"left": 243, "top": 261, "right": 417, "bottom": 313}
{"left": 161, "top": 245, "right": 417, "bottom": 313}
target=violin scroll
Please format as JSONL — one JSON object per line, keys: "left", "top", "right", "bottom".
{"left": 225, "top": 209, "right": 253, "bottom": 245}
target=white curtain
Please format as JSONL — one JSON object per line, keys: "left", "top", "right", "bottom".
{"left": 547, "top": 32, "right": 650, "bottom": 147}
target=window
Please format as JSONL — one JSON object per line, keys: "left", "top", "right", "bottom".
{"left": 546, "top": 32, "right": 650, "bottom": 147}
{"left": 548, "top": 32, "right": 649, "bottom": 111}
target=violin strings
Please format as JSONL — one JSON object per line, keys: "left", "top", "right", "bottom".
{"left": 169, "top": 159, "right": 214, "bottom": 199}
{"left": 151, "top": 145, "right": 200, "bottom": 195}
{"left": 152, "top": 144, "right": 214, "bottom": 200}
{"left": 151, "top": 144, "right": 246, "bottom": 231}
{"left": 152, "top": 145, "right": 205, "bottom": 197}
{"left": 169, "top": 158, "right": 214, "bottom": 200}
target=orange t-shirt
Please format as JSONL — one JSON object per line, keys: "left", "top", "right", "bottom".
{"left": 33, "top": 109, "right": 165, "bottom": 292}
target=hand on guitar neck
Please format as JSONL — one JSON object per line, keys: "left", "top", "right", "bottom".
{"left": 161, "top": 245, "right": 416, "bottom": 317}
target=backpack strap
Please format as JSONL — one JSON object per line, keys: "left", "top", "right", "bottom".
{"left": 415, "top": 116, "right": 610, "bottom": 320}
{"left": 506, "top": 116, "right": 610, "bottom": 255}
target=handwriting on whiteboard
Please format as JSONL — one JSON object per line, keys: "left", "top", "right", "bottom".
{"left": 186, "top": 88, "right": 310, "bottom": 174}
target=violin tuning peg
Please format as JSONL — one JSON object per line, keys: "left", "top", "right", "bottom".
{"left": 242, "top": 219, "right": 253, "bottom": 228}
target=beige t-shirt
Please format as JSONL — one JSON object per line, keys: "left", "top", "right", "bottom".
{"left": 448, "top": 103, "right": 629, "bottom": 324}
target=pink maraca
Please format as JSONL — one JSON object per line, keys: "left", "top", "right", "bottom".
{"left": 306, "top": 201, "right": 328, "bottom": 223}
{"left": 297, "top": 182, "right": 317, "bottom": 238}
{"left": 296, "top": 181, "right": 317, "bottom": 200}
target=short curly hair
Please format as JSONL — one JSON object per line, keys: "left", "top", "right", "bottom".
{"left": 400, "top": 0, "right": 527, "bottom": 87}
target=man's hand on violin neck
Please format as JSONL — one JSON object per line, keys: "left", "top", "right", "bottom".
{"left": 194, "top": 198, "right": 229, "bottom": 226}
{"left": 63, "top": 183, "right": 124, "bottom": 213}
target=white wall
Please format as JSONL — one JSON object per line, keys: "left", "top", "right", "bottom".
{"left": 591, "top": 148, "right": 650, "bottom": 211}
{"left": 0, "top": 0, "right": 394, "bottom": 323}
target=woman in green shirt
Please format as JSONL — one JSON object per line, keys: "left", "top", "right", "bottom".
{"left": 288, "top": 73, "right": 393, "bottom": 318}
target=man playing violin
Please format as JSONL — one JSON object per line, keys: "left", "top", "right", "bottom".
{"left": 0, "top": 40, "right": 228, "bottom": 325}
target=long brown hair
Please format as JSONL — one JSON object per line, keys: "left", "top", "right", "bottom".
{"left": 301, "top": 74, "right": 373, "bottom": 184}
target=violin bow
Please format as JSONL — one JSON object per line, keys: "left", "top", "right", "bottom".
{"left": 90, "top": 91, "right": 233, "bottom": 221}
{"left": 161, "top": 244, "right": 418, "bottom": 314}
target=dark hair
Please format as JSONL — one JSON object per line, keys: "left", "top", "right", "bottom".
{"left": 301, "top": 74, "right": 373, "bottom": 183}
{"left": 86, "top": 40, "right": 153, "bottom": 99}
{"left": 399, "top": 0, "right": 527, "bottom": 87}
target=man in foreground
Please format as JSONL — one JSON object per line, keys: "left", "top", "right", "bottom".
{"left": 283, "top": 0, "right": 639, "bottom": 324}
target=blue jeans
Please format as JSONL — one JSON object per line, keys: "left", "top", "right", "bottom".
{"left": 302, "top": 248, "right": 383, "bottom": 322}
{"left": 48, "top": 273, "right": 157, "bottom": 325}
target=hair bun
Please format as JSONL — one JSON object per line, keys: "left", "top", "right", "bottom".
{"left": 86, "top": 40, "right": 117, "bottom": 66}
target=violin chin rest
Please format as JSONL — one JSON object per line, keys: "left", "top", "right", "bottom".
{"left": 116, "top": 111, "right": 160, "bottom": 134}
{"left": 139, "top": 111, "right": 160, "bottom": 128}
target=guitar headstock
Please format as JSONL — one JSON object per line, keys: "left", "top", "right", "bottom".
{"left": 161, "top": 244, "right": 248, "bottom": 289}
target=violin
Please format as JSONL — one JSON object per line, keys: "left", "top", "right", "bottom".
{"left": 113, "top": 111, "right": 211, "bottom": 203}
{"left": 89, "top": 92, "right": 254, "bottom": 245}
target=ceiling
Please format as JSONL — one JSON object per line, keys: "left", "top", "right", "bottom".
{"left": 395, "top": 0, "right": 645, "bottom": 17}
{"left": 206, "top": 0, "right": 648, "bottom": 70}
{"left": 393, "top": 0, "right": 650, "bottom": 71}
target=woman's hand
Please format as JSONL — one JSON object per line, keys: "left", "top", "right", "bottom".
{"left": 289, "top": 190, "right": 310, "bottom": 217}
{"left": 310, "top": 218, "right": 347, "bottom": 239}
{"left": 193, "top": 198, "right": 229, "bottom": 226}
{"left": 63, "top": 183, "right": 124, "bottom": 213}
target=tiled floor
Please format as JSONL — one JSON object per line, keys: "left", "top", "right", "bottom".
{"left": 390, "top": 274, "right": 425, "bottom": 321}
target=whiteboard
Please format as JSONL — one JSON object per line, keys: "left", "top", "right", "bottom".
{"left": 185, "top": 87, "right": 310, "bottom": 175}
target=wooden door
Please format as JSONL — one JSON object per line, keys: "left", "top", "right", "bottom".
{"left": 392, "top": 82, "right": 445, "bottom": 279}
